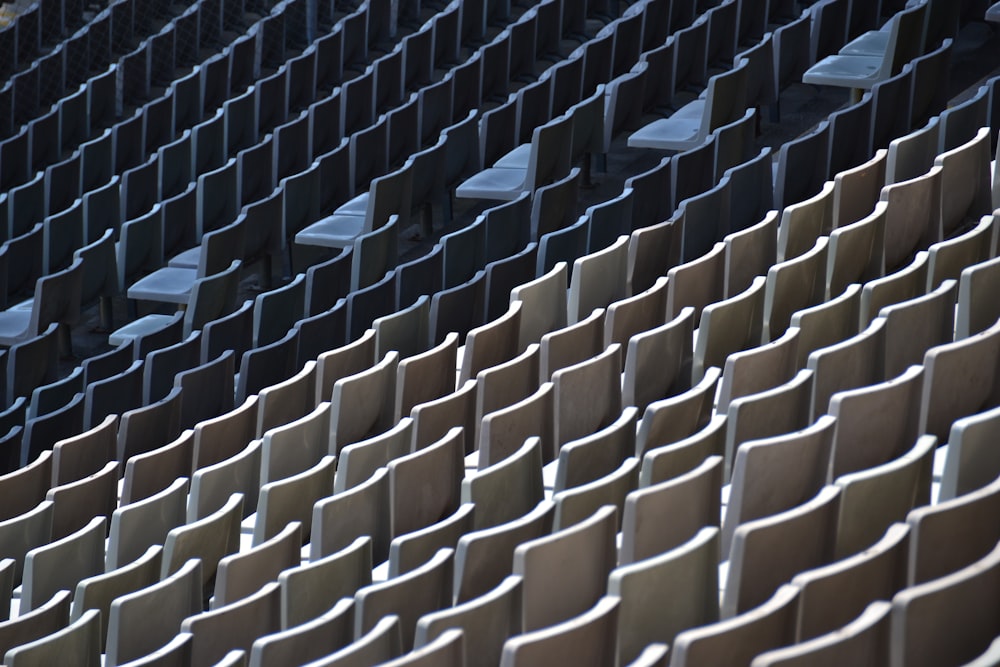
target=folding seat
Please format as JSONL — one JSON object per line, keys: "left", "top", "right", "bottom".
{"left": 934, "top": 126, "right": 993, "bottom": 237}
{"left": 21, "top": 516, "right": 105, "bottom": 612}
{"left": 173, "top": 6, "right": 200, "bottom": 70}
{"left": 412, "top": 577, "right": 516, "bottom": 667}
{"left": 160, "top": 492, "right": 243, "bottom": 601}
{"left": 623, "top": 305, "right": 695, "bottom": 413}
{"left": 228, "top": 32, "right": 258, "bottom": 97}
{"left": 891, "top": 539, "right": 1000, "bottom": 667}
{"left": 804, "top": 1, "right": 924, "bottom": 94}
{"left": 27, "top": 110, "right": 61, "bottom": 180}
{"left": 0, "top": 259, "right": 82, "bottom": 353}
{"left": 212, "top": 522, "right": 300, "bottom": 609}
{"left": 107, "top": 476, "right": 187, "bottom": 570}
{"left": 250, "top": 597, "right": 354, "bottom": 666}
{"left": 529, "top": 167, "right": 590, "bottom": 243}
{"left": 512, "top": 505, "right": 616, "bottom": 633}
{"left": 0, "top": 129, "right": 29, "bottom": 196}
{"left": 314, "top": 441, "right": 392, "bottom": 550}
{"left": 119, "top": 428, "right": 193, "bottom": 505}
{"left": 103, "top": 560, "right": 201, "bottom": 665}
{"left": 354, "top": 548, "right": 454, "bottom": 651}
{"left": 667, "top": 242, "right": 726, "bottom": 323}
{"left": 173, "top": 348, "right": 236, "bottom": 431}
{"left": 610, "top": 527, "right": 720, "bottom": 664}
{"left": 723, "top": 486, "right": 839, "bottom": 618}
{"left": 810, "top": 0, "right": 849, "bottom": 62}
{"left": 236, "top": 328, "right": 300, "bottom": 404}
{"left": 879, "top": 165, "right": 941, "bottom": 272}
{"left": 773, "top": 121, "right": 830, "bottom": 211}
{"left": 11, "top": 65, "right": 39, "bottom": 130}
{"left": 831, "top": 146, "right": 885, "bottom": 240}
{"left": 762, "top": 237, "right": 829, "bottom": 341}
{"left": 316, "top": 615, "right": 403, "bottom": 665}
{"left": 8, "top": 172, "right": 45, "bottom": 240}
{"left": 83, "top": 358, "right": 143, "bottom": 429}
{"left": 42, "top": 202, "right": 84, "bottom": 279}
{"left": 538, "top": 307, "right": 604, "bottom": 384}
{"left": 0, "top": 587, "right": 69, "bottom": 658}
{"left": 2, "top": 607, "right": 101, "bottom": 667}
{"left": 956, "top": 256, "right": 1000, "bottom": 340}
{"left": 70, "top": 546, "right": 162, "bottom": 654}
{"left": 769, "top": 10, "right": 811, "bottom": 121}
{"left": 919, "top": 317, "right": 1000, "bottom": 442}
{"left": 777, "top": 181, "right": 834, "bottom": 263}
{"left": 859, "top": 251, "right": 926, "bottom": 329}
{"left": 908, "top": 469, "right": 1000, "bottom": 589}
{"left": 499, "top": 596, "right": 618, "bottom": 667}
{"left": 347, "top": 269, "right": 398, "bottom": 342}
{"left": 720, "top": 324, "right": 807, "bottom": 411}
{"left": 282, "top": 539, "right": 366, "bottom": 628}
{"left": 200, "top": 298, "right": 254, "bottom": 366}
{"left": 879, "top": 277, "right": 956, "bottom": 375}
{"left": 724, "top": 415, "right": 834, "bottom": 553}
{"left": 256, "top": 68, "right": 289, "bottom": 139}
{"left": 712, "top": 108, "right": 757, "bottom": 183}
{"left": 833, "top": 432, "right": 935, "bottom": 560}
{"left": 694, "top": 276, "right": 767, "bottom": 381}
{"left": 483, "top": 242, "right": 538, "bottom": 323}
{"left": 754, "top": 600, "right": 893, "bottom": 665}
{"left": 628, "top": 57, "right": 748, "bottom": 153}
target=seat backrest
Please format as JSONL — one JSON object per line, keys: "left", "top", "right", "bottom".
{"left": 882, "top": 1, "right": 928, "bottom": 79}
{"left": 185, "top": 260, "right": 242, "bottom": 336}
{"left": 28, "top": 257, "right": 83, "bottom": 339}
{"left": 702, "top": 57, "right": 749, "bottom": 140}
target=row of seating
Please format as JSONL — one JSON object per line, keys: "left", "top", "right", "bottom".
{"left": 1, "top": 0, "right": 1000, "bottom": 655}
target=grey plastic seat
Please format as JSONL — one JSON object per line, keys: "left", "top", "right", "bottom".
{"left": 939, "top": 405, "right": 1000, "bottom": 501}
{"left": 919, "top": 317, "right": 1000, "bottom": 442}
{"left": 51, "top": 413, "right": 117, "bottom": 485}
{"left": 907, "top": 473, "right": 1000, "bottom": 586}
{"left": 890, "top": 539, "right": 1000, "bottom": 667}
{"left": 329, "top": 350, "right": 398, "bottom": 454}
{"left": 160, "top": 493, "right": 243, "bottom": 595}
{"left": 45, "top": 459, "right": 118, "bottom": 540}
{"left": 552, "top": 457, "right": 640, "bottom": 530}
{"left": 175, "top": 349, "right": 236, "bottom": 432}
{"left": 833, "top": 433, "right": 935, "bottom": 560}
{"left": 609, "top": 527, "right": 721, "bottom": 665}
{"left": 354, "top": 548, "right": 454, "bottom": 651}
{"left": 499, "top": 596, "right": 619, "bottom": 667}
{"left": 724, "top": 415, "right": 834, "bottom": 550}
{"left": 181, "top": 581, "right": 281, "bottom": 667}
{"left": 214, "top": 521, "right": 301, "bottom": 608}
{"left": 456, "top": 112, "right": 573, "bottom": 202}
{"left": 296, "top": 161, "right": 411, "bottom": 251}
{"left": 751, "top": 600, "right": 892, "bottom": 666}
{"left": 674, "top": 582, "right": 799, "bottom": 663}
{"left": 0, "top": 588, "right": 70, "bottom": 660}
{"left": 635, "top": 366, "right": 722, "bottom": 467}
{"left": 112, "top": 260, "right": 243, "bottom": 347}
{"left": 248, "top": 597, "right": 354, "bottom": 667}
{"left": 281, "top": 537, "right": 371, "bottom": 629}
{"left": 108, "top": 477, "right": 188, "bottom": 570}
{"left": 20, "top": 516, "right": 103, "bottom": 613}
{"left": 762, "top": 237, "right": 829, "bottom": 342}
{"left": 191, "top": 394, "right": 258, "bottom": 472}
{"left": 252, "top": 455, "right": 335, "bottom": 547}
{"left": 514, "top": 505, "right": 616, "bottom": 632}
{"left": 119, "top": 428, "right": 193, "bottom": 506}
{"left": 2, "top": 607, "right": 101, "bottom": 667}
{"left": 0, "top": 257, "right": 82, "bottom": 348}
{"left": 305, "top": 614, "right": 403, "bottom": 667}
{"left": 628, "top": 59, "right": 749, "bottom": 152}
{"left": 188, "top": 439, "right": 261, "bottom": 523}
{"left": 802, "top": 1, "right": 925, "bottom": 91}
{"left": 395, "top": 332, "right": 458, "bottom": 423}
{"left": 261, "top": 400, "right": 329, "bottom": 487}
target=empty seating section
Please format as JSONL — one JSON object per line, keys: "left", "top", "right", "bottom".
{"left": 0, "top": 0, "right": 997, "bottom": 664}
